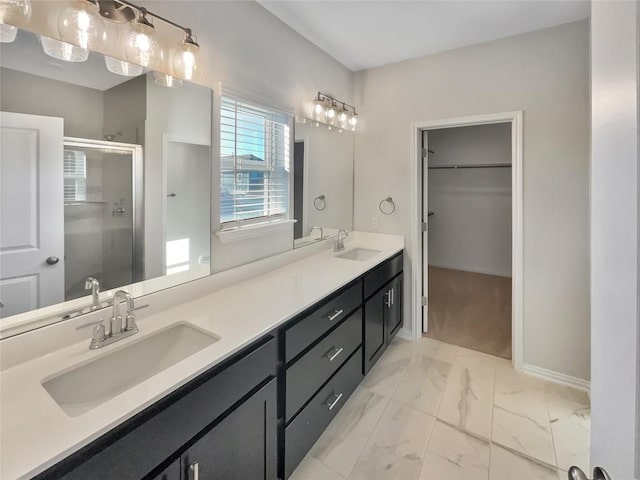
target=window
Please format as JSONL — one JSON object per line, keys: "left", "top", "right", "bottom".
{"left": 63, "top": 149, "right": 87, "bottom": 202}
{"left": 220, "top": 96, "right": 291, "bottom": 227}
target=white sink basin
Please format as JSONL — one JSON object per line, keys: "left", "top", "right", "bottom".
{"left": 336, "top": 248, "right": 381, "bottom": 261}
{"left": 42, "top": 323, "right": 219, "bottom": 417}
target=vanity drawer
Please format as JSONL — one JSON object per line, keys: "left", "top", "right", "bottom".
{"left": 285, "top": 347, "right": 363, "bottom": 478}
{"left": 364, "top": 252, "right": 403, "bottom": 299}
{"left": 286, "top": 281, "right": 362, "bottom": 362}
{"left": 286, "top": 308, "right": 362, "bottom": 421}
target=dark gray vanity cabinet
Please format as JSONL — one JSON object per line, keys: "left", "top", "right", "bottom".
{"left": 180, "top": 379, "right": 277, "bottom": 480}
{"left": 38, "top": 250, "right": 404, "bottom": 480}
{"left": 36, "top": 337, "right": 278, "bottom": 480}
{"left": 363, "top": 253, "right": 404, "bottom": 374}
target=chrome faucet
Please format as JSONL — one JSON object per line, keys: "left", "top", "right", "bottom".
{"left": 310, "top": 226, "right": 324, "bottom": 240}
{"left": 334, "top": 230, "right": 348, "bottom": 252}
{"left": 89, "top": 289, "right": 140, "bottom": 349}
{"left": 85, "top": 277, "right": 101, "bottom": 311}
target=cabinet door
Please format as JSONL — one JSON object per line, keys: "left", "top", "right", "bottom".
{"left": 181, "top": 379, "right": 277, "bottom": 480}
{"left": 149, "top": 460, "right": 180, "bottom": 480}
{"left": 386, "top": 273, "right": 403, "bottom": 341}
{"left": 364, "top": 287, "right": 389, "bottom": 374}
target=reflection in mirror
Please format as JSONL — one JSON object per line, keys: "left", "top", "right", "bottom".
{"left": 293, "top": 118, "right": 354, "bottom": 248}
{"left": 0, "top": 29, "right": 212, "bottom": 334}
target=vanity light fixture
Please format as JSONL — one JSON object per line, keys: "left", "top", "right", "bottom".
{"left": 104, "top": 55, "right": 143, "bottom": 76}
{"left": 311, "top": 92, "right": 359, "bottom": 132}
{"left": 172, "top": 28, "right": 199, "bottom": 80}
{"left": 39, "top": 0, "right": 202, "bottom": 81}
{"left": 58, "top": 0, "right": 106, "bottom": 51}
{"left": 153, "top": 71, "right": 182, "bottom": 88}
{"left": 0, "top": 0, "right": 31, "bottom": 42}
{"left": 41, "top": 35, "right": 89, "bottom": 62}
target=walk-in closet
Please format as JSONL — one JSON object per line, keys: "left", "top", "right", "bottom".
{"left": 425, "top": 123, "right": 512, "bottom": 359}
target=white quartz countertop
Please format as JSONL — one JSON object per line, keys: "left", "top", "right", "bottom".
{"left": 0, "top": 233, "right": 404, "bottom": 480}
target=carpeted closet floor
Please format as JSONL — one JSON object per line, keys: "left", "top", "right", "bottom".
{"left": 426, "top": 266, "right": 512, "bottom": 359}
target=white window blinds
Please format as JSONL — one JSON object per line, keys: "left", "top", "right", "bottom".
{"left": 63, "top": 149, "right": 87, "bottom": 203}
{"left": 220, "top": 96, "right": 291, "bottom": 227}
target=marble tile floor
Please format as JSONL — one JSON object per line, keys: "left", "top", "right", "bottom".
{"left": 291, "top": 337, "right": 590, "bottom": 480}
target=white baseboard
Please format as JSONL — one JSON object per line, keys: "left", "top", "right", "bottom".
{"left": 521, "top": 363, "right": 590, "bottom": 392}
{"left": 396, "top": 327, "right": 414, "bottom": 341}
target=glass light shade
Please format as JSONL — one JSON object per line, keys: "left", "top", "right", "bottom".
{"left": 338, "top": 109, "right": 348, "bottom": 129}
{"left": 0, "top": 0, "right": 31, "bottom": 27}
{"left": 41, "top": 35, "right": 89, "bottom": 62}
{"left": 58, "top": 0, "right": 105, "bottom": 50}
{"left": 349, "top": 114, "right": 358, "bottom": 131}
{"left": 125, "top": 21, "right": 163, "bottom": 69}
{"left": 0, "top": 22, "right": 16, "bottom": 42}
{"left": 325, "top": 103, "right": 337, "bottom": 124}
{"left": 153, "top": 72, "right": 182, "bottom": 88}
{"left": 172, "top": 41, "right": 198, "bottom": 80}
{"left": 105, "top": 55, "right": 143, "bottom": 76}
{"left": 313, "top": 99, "right": 325, "bottom": 120}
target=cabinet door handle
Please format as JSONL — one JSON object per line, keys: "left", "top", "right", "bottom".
{"left": 324, "top": 392, "right": 343, "bottom": 411}
{"left": 385, "top": 290, "right": 391, "bottom": 308}
{"left": 391, "top": 287, "right": 394, "bottom": 305}
{"left": 326, "top": 309, "right": 344, "bottom": 321}
{"left": 323, "top": 346, "right": 344, "bottom": 362}
{"left": 190, "top": 462, "right": 199, "bottom": 480}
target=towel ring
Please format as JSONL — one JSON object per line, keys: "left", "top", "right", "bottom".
{"left": 313, "top": 195, "right": 327, "bottom": 211}
{"left": 379, "top": 197, "right": 396, "bottom": 215}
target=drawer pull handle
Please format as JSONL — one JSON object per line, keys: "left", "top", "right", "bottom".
{"left": 324, "top": 346, "right": 344, "bottom": 362}
{"left": 190, "top": 462, "right": 199, "bottom": 480}
{"left": 324, "top": 392, "right": 344, "bottom": 411}
{"left": 327, "top": 309, "right": 344, "bottom": 321}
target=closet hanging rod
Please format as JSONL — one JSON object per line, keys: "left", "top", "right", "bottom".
{"left": 428, "top": 163, "right": 511, "bottom": 170}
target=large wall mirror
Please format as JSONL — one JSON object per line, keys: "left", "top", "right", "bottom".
{"left": 293, "top": 118, "right": 354, "bottom": 247}
{"left": 0, "top": 28, "right": 212, "bottom": 335}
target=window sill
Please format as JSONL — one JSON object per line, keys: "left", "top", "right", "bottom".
{"left": 216, "top": 219, "right": 296, "bottom": 244}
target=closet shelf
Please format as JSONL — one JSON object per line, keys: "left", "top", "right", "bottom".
{"left": 428, "top": 163, "right": 511, "bottom": 170}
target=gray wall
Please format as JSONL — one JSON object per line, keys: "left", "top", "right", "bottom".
{"left": 0, "top": 67, "right": 104, "bottom": 139}
{"left": 353, "top": 20, "right": 590, "bottom": 380}
{"left": 590, "top": 1, "right": 639, "bottom": 477}
{"left": 428, "top": 123, "right": 512, "bottom": 277}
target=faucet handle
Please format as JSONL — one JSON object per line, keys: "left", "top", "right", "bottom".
{"left": 124, "top": 313, "right": 138, "bottom": 332}
{"left": 90, "top": 321, "right": 107, "bottom": 349}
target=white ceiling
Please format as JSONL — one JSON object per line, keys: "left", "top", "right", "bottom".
{"left": 258, "top": 0, "right": 590, "bottom": 71}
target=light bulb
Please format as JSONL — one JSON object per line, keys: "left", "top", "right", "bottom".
{"left": 125, "top": 13, "right": 163, "bottom": 69}
{"left": 153, "top": 71, "right": 182, "bottom": 88}
{"left": 172, "top": 30, "right": 199, "bottom": 80}
{"left": 58, "top": 0, "right": 105, "bottom": 50}
{"left": 105, "top": 55, "right": 143, "bottom": 76}
{"left": 0, "top": 23, "right": 16, "bottom": 42}
{"left": 41, "top": 35, "right": 89, "bottom": 62}
{"left": 0, "top": 0, "right": 31, "bottom": 27}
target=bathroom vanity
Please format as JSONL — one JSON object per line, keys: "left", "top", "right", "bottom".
{"left": 0, "top": 233, "right": 404, "bottom": 480}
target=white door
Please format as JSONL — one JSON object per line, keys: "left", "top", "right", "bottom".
{"left": 422, "top": 130, "right": 429, "bottom": 333}
{"left": 0, "top": 112, "right": 64, "bottom": 317}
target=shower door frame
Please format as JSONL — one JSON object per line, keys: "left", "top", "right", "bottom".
{"left": 63, "top": 137, "right": 144, "bottom": 283}
{"left": 410, "top": 111, "right": 524, "bottom": 371}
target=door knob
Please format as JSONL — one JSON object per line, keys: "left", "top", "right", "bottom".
{"left": 46, "top": 256, "right": 59, "bottom": 265}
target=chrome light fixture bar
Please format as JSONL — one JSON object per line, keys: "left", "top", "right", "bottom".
{"left": 312, "top": 92, "right": 358, "bottom": 131}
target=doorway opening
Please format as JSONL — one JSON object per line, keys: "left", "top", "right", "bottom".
{"left": 411, "top": 112, "right": 523, "bottom": 368}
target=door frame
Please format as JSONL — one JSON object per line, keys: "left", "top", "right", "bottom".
{"left": 64, "top": 137, "right": 144, "bottom": 282}
{"left": 410, "top": 111, "right": 524, "bottom": 370}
